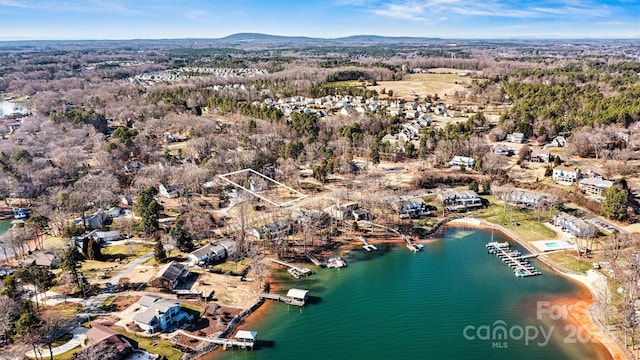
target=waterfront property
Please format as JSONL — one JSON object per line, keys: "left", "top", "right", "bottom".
{"left": 438, "top": 190, "right": 483, "bottom": 211}
{"left": 552, "top": 212, "right": 597, "bottom": 238}
{"left": 496, "top": 189, "right": 545, "bottom": 209}
{"left": 252, "top": 220, "right": 292, "bottom": 240}
{"left": 392, "top": 197, "right": 429, "bottom": 219}
{"left": 324, "top": 202, "right": 372, "bottom": 221}
{"left": 578, "top": 177, "right": 614, "bottom": 198}
{"left": 133, "top": 295, "right": 193, "bottom": 333}
{"left": 258, "top": 287, "right": 309, "bottom": 306}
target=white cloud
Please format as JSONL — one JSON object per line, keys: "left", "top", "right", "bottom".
{"left": 359, "top": 0, "right": 616, "bottom": 20}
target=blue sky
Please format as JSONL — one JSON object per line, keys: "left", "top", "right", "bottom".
{"left": 0, "top": 0, "right": 638, "bottom": 40}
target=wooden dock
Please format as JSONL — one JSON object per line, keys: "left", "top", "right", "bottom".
{"left": 487, "top": 242, "right": 541, "bottom": 277}
{"left": 304, "top": 252, "right": 325, "bottom": 267}
{"left": 402, "top": 235, "right": 424, "bottom": 252}
{"left": 271, "top": 259, "right": 312, "bottom": 278}
{"left": 358, "top": 236, "right": 377, "bottom": 251}
{"left": 208, "top": 337, "right": 255, "bottom": 350}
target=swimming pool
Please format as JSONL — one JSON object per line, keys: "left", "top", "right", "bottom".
{"left": 545, "top": 241, "right": 562, "bottom": 248}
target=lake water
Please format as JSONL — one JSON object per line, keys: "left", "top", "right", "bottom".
{"left": 0, "top": 219, "right": 11, "bottom": 235}
{"left": 0, "top": 98, "right": 29, "bottom": 118}
{"left": 213, "top": 227, "right": 606, "bottom": 360}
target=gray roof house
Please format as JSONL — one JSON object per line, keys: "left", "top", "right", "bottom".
{"left": 149, "top": 261, "right": 190, "bottom": 290}
{"left": 438, "top": 190, "right": 483, "bottom": 211}
{"left": 133, "top": 295, "right": 193, "bottom": 333}
{"left": 579, "top": 177, "right": 614, "bottom": 198}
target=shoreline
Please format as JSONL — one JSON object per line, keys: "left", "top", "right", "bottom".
{"left": 213, "top": 217, "right": 629, "bottom": 360}
{"left": 441, "top": 217, "right": 630, "bottom": 360}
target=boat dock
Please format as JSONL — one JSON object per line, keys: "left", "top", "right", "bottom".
{"left": 258, "top": 288, "right": 308, "bottom": 306}
{"left": 304, "top": 252, "right": 325, "bottom": 267}
{"left": 271, "top": 259, "right": 312, "bottom": 278}
{"left": 486, "top": 242, "right": 541, "bottom": 278}
{"left": 208, "top": 337, "right": 255, "bottom": 350}
{"left": 402, "top": 235, "right": 424, "bottom": 252}
{"left": 358, "top": 236, "right": 377, "bottom": 251}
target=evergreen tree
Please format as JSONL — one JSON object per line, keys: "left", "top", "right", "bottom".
{"left": 135, "top": 186, "right": 162, "bottom": 235}
{"left": 86, "top": 238, "right": 102, "bottom": 261}
{"left": 602, "top": 179, "right": 630, "bottom": 221}
{"left": 154, "top": 237, "right": 167, "bottom": 262}
{"left": 171, "top": 220, "right": 193, "bottom": 252}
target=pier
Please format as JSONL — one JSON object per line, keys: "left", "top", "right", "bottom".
{"left": 258, "top": 288, "right": 308, "bottom": 306}
{"left": 304, "top": 252, "right": 325, "bottom": 267}
{"left": 358, "top": 236, "right": 377, "bottom": 251}
{"left": 271, "top": 259, "right": 312, "bottom": 278}
{"left": 402, "top": 234, "right": 424, "bottom": 252}
{"left": 486, "top": 242, "right": 541, "bottom": 278}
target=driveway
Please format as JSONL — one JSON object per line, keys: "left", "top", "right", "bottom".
{"left": 24, "top": 326, "right": 88, "bottom": 359}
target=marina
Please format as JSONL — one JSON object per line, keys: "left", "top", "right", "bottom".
{"left": 216, "top": 228, "right": 602, "bottom": 360}
{"left": 486, "top": 241, "right": 541, "bottom": 277}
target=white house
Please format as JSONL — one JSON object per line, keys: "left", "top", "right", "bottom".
{"left": 553, "top": 165, "right": 581, "bottom": 185}
{"left": 448, "top": 156, "right": 475, "bottom": 168}
{"left": 133, "top": 296, "right": 193, "bottom": 333}
{"left": 493, "top": 144, "right": 511, "bottom": 155}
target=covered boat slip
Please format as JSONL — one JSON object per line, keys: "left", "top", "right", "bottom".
{"left": 258, "top": 288, "right": 309, "bottom": 306}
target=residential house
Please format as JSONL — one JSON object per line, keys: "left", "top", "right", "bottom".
{"left": 159, "top": 184, "right": 181, "bottom": 199}
{"left": 148, "top": 261, "right": 190, "bottom": 290}
{"left": 438, "top": 190, "right": 483, "bottom": 211}
{"left": 392, "top": 198, "right": 429, "bottom": 219}
{"left": 74, "top": 208, "right": 108, "bottom": 228}
{"left": 544, "top": 136, "right": 568, "bottom": 148}
{"left": 133, "top": 295, "right": 193, "bottom": 333}
{"left": 252, "top": 220, "right": 292, "bottom": 240}
{"left": 530, "top": 149, "right": 551, "bottom": 163}
{"left": 552, "top": 165, "right": 581, "bottom": 185}
{"left": 493, "top": 144, "right": 511, "bottom": 155}
{"left": 448, "top": 156, "right": 475, "bottom": 168}
{"left": 507, "top": 132, "right": 526, "bottom": 143}
{"left": 89, "top": 230, "right": 122, "bottom": 244}
{"left": 552, "top": 212, "right": 597, "bottom": 238}
{"left": 188, "top": 243, "right": 227, "bottom": 266}
{"left": 324, "top": 202, "right": 372, "bottom": 221}
{"left": 497, "top": 189, "right": 545, "bottom": 209}
{"left": 579, "top": 177, "right": 614, "bottom": 198}
{"left": 22, "top": 251, "right": 59, "bottom": 268}
{"left": 187, "top": 238, "right": 236, "bottom": 266}
{"left": 85, "top": 324, "right": 133, "bottom": 358}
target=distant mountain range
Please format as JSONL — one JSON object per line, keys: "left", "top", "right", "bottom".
{"left": 216, "top": 32, "right": 441, "bottom": 44}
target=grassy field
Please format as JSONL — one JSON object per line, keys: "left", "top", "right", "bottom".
{"left": 543, "top": 252, "right": 594, "bottom": 274}
{"left": 211, "top": 258, "right": 251, "bottom": 275}
{"left": 475, "top": 202, "right": 558, "bottom": 242}
{"left": 371, "top": 73, "right": 474, "bottom": 99}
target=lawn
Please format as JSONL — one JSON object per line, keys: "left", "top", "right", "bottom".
{"left": 211, "top": 258, "right": 251, "bottom": 275}
{"left": 120, "top": 332, "right": 183, "bottom": 360}
{"left": 475, "top": 202, "right": 558, "bottom": 242}
{"left": 543, "top": 252, "right": 594, "bottom": 274}
{"left": 181, "top": 303, "right": 205, "bottom": 318}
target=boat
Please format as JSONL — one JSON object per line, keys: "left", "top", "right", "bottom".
{"left": 326, "top": 257, "right": 347, "bottom": 269}
{"left": 12, "top": 208, "right": 29, "bottom": 219}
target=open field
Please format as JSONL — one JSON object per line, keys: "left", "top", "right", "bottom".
{"left": 371, "top": 72, "right": 475, "bottom": 99}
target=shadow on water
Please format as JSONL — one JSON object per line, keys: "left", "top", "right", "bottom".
{"left": 305, "top": 295, "right": 322, "bottom": 305}
{"left": 254, "top": 340, "right": 275, "bottom": 349}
